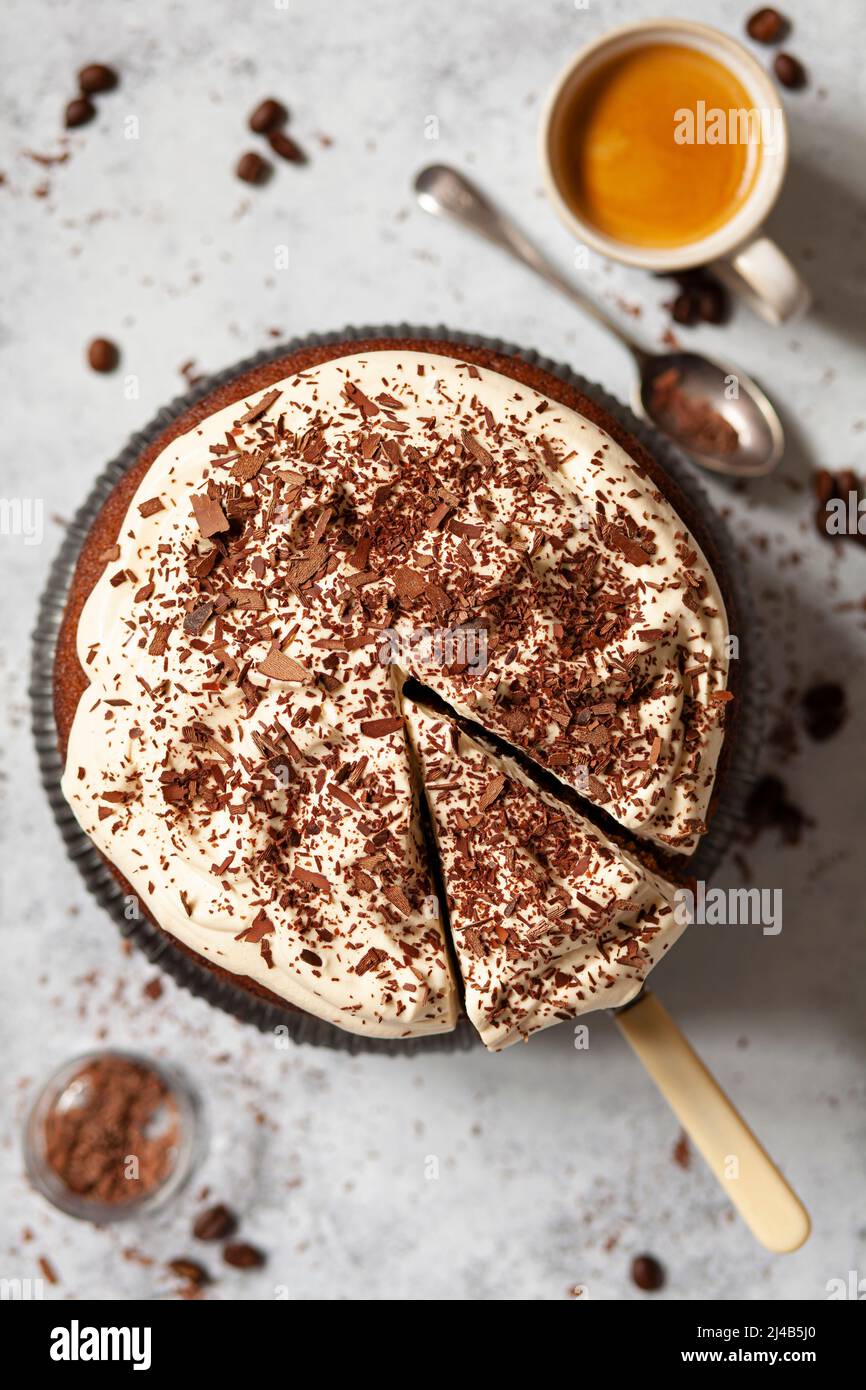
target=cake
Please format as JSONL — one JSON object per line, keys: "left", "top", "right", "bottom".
{"left": 54, "top": 336, "right": 735, "bottom": 1048}
{"left": 403, "top": 700, "right": 685, "bottom": 1050}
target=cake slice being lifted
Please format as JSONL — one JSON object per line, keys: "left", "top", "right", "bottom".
{"left": 403, "top": 698, "right": 686, "bottom": 1050}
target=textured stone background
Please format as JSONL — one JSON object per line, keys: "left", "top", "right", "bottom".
{"left": 1, "top": 0, "right": 864, "bottom": 1300}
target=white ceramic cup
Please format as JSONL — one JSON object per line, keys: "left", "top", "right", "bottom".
{"left": 539, "top": 18, "right": 810, "bottom": 324}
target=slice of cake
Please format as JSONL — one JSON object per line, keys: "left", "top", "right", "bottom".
{"left": 403, "top": 698, "right": 686, "bottom": 1050}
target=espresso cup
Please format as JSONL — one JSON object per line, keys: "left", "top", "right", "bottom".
{"left": 539, "top": 18, "right": 810, "bottom": 324}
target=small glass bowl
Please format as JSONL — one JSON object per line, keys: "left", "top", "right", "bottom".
{"left": 24, "top": 1049, "right": 204, "bottom": 1222}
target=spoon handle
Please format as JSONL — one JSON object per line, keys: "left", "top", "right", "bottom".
{"left": 415, "top": 164, "right": 643, "bottom": 356}
{"left": 614, "top": 991, "right": 811, "bottom": 1253}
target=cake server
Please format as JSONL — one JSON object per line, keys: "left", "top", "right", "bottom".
{"left": 415, "top": 163, "right": 784, "bottom": 478}
{"left": 405, "top": 685, "right": 810, "bottom": 1254}
{"left": 612, "top": 989, "right": 810, "bottom": 1253}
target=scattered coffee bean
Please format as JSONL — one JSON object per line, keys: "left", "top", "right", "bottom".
{"left": 236, "top": 150, "right": 270, "bottom": 185}
{"left": 774, "top": 53, "right": 806, "bottom": 89}
{"left": 661, "top": 268, "right": 729, "bottom": 330}
{"left": 813, "top": 467, "right": 834, "bottom": 507}
{"left": 835, "top": 468, "right": 860, "bottom": 498}
{"left": 168, "top": 1258, "right": 209, "bottom": 1286}
{"left": 696, "top": 283, "right": 727, "bottom": 325}
{"left": 631, "top": 1254, "right": 665, "bottom": 1292}
{"left": 223, "top": 1241, "right": 266, "bottom": 1269}
{"left": 268, "top": 130, "right": 306, "bottom": 164}
{"left": 744, "top": 774, "right": 809, "bottom": 846}
{"left": 65, "top": 96, "right": 95, "bottom": 129}
{"left": 801, "top": 682, "right": 846, "bottom": 742}
{"left": 193, "top": 1203, "right": 238, "bottom": 1242}
{"left": 812, "top": 467, "right": 866, "bottom": 547}
{"left": 78, "top": 63, "right": 118, "bottom": 94}
{"left": 672, "top": 291, "right": 699, "bottom": 326}
{"left": 249, "top": 98, "right": 287, "bottom": 134}
{"left": 746, "top": 8, "right": 787, "bottom": 44}
{"left": 87, "top": 338, "right": 119, "bottom": 373}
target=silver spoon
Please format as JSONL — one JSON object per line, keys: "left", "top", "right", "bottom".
{"left": 415, "top": 164, "right": 784, "bottom": 477}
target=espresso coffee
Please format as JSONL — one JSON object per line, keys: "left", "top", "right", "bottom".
{"left": 550, "top": 42, "right": 762, "bottom": 249}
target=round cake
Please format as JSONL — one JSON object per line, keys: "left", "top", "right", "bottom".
{"left": 54, "top": 336, "right": 737, "bottom": 1048}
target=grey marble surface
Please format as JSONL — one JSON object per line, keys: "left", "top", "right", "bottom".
{"left": 1, "top": 0, "right": 864, "bottom": 1302}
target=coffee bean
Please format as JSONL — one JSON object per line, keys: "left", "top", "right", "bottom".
{"left": 812, "top": 468, "right": 835, "bottom": 505}
{"left": 193, "top": 1203, "right": 238, "bottom": 1242}
{"left": 746, "top": 773, "right": 785, "bottom": 826}
{"left": 836, "top": 468, "right": 859, "bottom": 497}
{"left": 168, "top": 1258, "right": 210, "bottom": 1286}
{"left": 223, "top": 1241, "right": 266, "bottom": 1269}
{"left": 744, "top": 774, "right": 808, "bottom": 845}
{"left": 777, "top": 800, "right": 807, "bottom": 845}
{"left": 249, "top": 98, "right": 287, "bottom": 134}
{"left": 268, "top": 130, "right": 306, "bottom": 164}
{"left": 801, "top": 682, "right": 846, "bottom": 742}
{"left": 236, "top": 151, "right": 270, "bottom": 185}
{"left": 78, "top": 63, "right": 118, "bottom": 94}
{"left": 672, "top": 290, "right": 699, "bottom": 326}
{"left": 746, "top": 8, "right": 787, "bottom": 44}
{"left": 65, "top": 96, "right": 95, "bottom": 129}
{"left": 774, "top": 53, "right": 806, "bottom": 89}
{"left": 697, "top": 283, "right": 728, "bottom": 324}
{"left": 87, "top": 338, "right": 119, "bottom": 373}
{"left": 631, "top": 1254, "right": 665, "bottom": 1291}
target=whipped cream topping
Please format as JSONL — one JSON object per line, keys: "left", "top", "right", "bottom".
{"left": 404, "top": 700, "right": 685, "bottom": 1049}
{"left": 385, "top": 397, "right": 731, "bottom": 852}
{"left": 62, "top": 346, "right": 728, "bottom": 1039}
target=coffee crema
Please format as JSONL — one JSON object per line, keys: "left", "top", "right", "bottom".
{"left": 550, "top": 43, "right": 762, "bottom": 249}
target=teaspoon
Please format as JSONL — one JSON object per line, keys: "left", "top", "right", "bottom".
{"left": 415, "top": 163, "right": 784, "bottom": 477}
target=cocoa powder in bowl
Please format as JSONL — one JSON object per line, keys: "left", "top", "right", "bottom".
{"left": 25, "top": 1051, "right": 201, "bottom": 1220}
{"left": 44, "top": 1054, "right": 178, "bottom": 1202}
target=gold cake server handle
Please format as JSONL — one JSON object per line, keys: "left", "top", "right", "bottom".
{"left": 614, "top": 991, "right": 810, "bottom": 1253}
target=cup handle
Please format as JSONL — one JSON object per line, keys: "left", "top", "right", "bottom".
{"left": 714, "top": 235, "right": 810, "bottom": 325}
